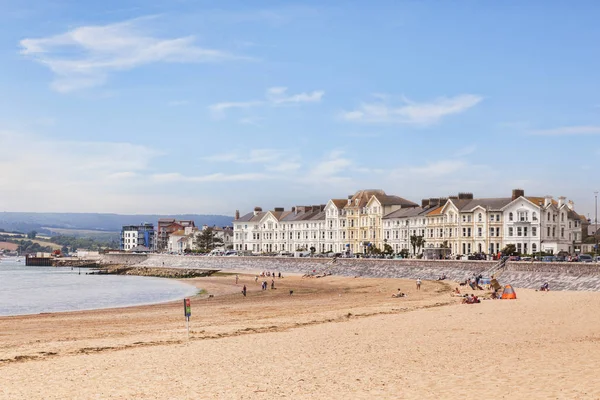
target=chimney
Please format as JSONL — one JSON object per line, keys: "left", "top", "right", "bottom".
{"left": 291, "top": 206, "right": 296, "bottom": 214}
{"left": 320, "top": 204, "right": 326, "bottom": 211}
{"left": 558, "top": 196, "right": 566, "bottom": 208}
{"left": 274, "top": 207, "right": 284, "bottom": 212}
{"left": 512, "top": 189, "right": 525, "bottom": 201}
{"left": 458, "top": 192, "right": 473, "bottom": 200}
{"left": 567, "top": 200, "right": 574, "bottom": 210}
{"left": 448, "top": 195, "right": 459, "bottom": 200}
{"left": 235, "top": 210, "right": 240, "bottom": 220}
{"left": 421, "top": 199, "right": 430, "bottom": 208}
{"left": 347, "top": 195, "right": 352, "bottom": 205}
{"left": 429, "top": 198, "right": 439, "bottom": 207}
{"left": 544, "top": 196, "right": 553, "bottom": 207}
{"left": 253, "top": 206, "right": 262, "bottom": 216}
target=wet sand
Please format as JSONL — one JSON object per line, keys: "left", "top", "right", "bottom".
{"left": 1, "top": 273, "right": 600, "bottom": 399}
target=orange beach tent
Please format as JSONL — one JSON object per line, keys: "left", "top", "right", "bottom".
{"left": 501, "top": 284, "right": 517, "bottom": 300}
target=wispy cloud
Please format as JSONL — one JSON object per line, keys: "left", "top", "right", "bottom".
{"left": 529, "top": 126, "right": 600, "bottom": 136}
{"left": 341, "top": 94, "right": 483, "bottom": 125}
{"left": 209, "top": 87, "right": 324, "bottom": 118}
{"left": 305, "top": 150, "right": 352, "bottom": 184}
{"left": 20, "top": 17, "right": 242, "bottom": 92}
{"left": 151, "top": 172, "right": 269, "bottom": 183}
{"left": 453, "top": 144, "right": 477, "bottom": 157}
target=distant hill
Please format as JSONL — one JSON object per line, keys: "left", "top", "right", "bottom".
{"left": 0, "top": 212, "right": 233, "bottom": 237}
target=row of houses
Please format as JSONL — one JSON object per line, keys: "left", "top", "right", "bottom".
{"left": 120, "top": 219, "right": 233, "bottom": 253}
{"left": 233, "top": 189, "right": 590, "bottom": 257}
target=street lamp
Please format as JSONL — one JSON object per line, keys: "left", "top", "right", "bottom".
{"left": 595, "top": 191, "right": 598, "bottom": 256}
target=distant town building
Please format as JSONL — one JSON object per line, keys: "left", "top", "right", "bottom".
{"left": 120, "top": 223, "right": 155, "bottom": 251}
{"left": 156, "top": 219, "right": 195, "bottom": 251}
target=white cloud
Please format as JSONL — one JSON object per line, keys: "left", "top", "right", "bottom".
{"left": 266, "top": 86, "right": 324, "bottom": 104}
{"left": 20, "top": 17, "right": 240, "bottom": 92}
{"left": 453, "top": 145, "right": 477, "bottom": 157}
{"left": 151, "top": 172, "right": 269, "bottom": 183}
{"left": 209, "top": 86, "right": 324, "bottom": 117}
{"left": 341, "top": 94, "right": 483, "bottom": 125}
{"left": 305, "top": 150, "right": 352, "bottom": 184}
{"left": 529, "top": 126, "right": 600, "bottom": 136}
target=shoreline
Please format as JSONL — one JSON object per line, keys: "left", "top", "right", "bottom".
{"left": 2, "top": 272, "right": 600, "bottom": 398}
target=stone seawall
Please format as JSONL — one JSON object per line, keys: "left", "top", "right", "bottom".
{"left": 98, "top": 254, "right": 600, "bottom": 291}
{"left": 102, "top": 254, "right": 494, "bottom": 281}
{"left": 98, "top": 265, "right": 219, "bottom": 279}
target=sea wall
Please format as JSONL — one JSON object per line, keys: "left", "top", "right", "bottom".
{"left": 98, "top": 254, "right": 600, "bottom": 291}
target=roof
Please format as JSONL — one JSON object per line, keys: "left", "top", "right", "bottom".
{"left": 236, "top": 211, "right": 267, "bottom": 222}
{"left": 373, "top": 193, "right": 418, "bottom": 207}
{"left": 330, "top": 199, "right": 347, "bottom": 209}
{"left": 171, "top": 230, "right": 185, "bottom": 236}
{"left": 383, "top": 206, "right": 429, "bottom": 219}
{"left": 459, "top": 198, "right": 513, "bottom": 211}
{"left": 344, "top": 189, "right": 386, "bottom": 209}
{"left": 526, "top": 196, "right": 558, "bottom": 207}
{"left": 427, "top": 206, "right": 444, "bottom": 216}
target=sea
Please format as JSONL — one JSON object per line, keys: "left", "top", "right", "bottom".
{"left": 0, "top": 258, "right": 198, "bottom": 316}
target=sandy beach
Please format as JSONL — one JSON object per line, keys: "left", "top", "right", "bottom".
{"left": 2, "top": 272, "right": 600, "bottom": 399}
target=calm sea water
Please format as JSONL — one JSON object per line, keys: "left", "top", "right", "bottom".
{"left": 0, "top": 259, "right": 198, "bottom": 316}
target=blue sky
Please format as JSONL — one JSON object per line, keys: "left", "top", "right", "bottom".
{"left": 1, "top": 0, "right": 599, "bottom": 218}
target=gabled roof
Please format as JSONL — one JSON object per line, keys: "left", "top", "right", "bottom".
{"left": 236, "top": 211, "right": 267, "bottom": 222}
{"left": 427, "top": 206, "right": 444, "bottom": 216}
{"left": 526, "top": 196, "right": 558, "bottom": 207}
{"left": 344, "top": 189, "right": 386, "bottom": 209}
{"left": 330, "top": 199, "right": 347, "bottom": 208}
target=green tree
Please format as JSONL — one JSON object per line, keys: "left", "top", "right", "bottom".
{"left": 502, "top": 244, "right": 517, "bottom": 256}
{"left": 383, "top": 243, "right": 393, "bottom": 255}
{"left": 194, "top": 227, "right": 223, "bottom": 251}
{"left": 399, "top": 248, "right": 410, "bottom": 258}
{"left": 410, "top": 235, "right": 426, "bottom": 255}
{"left": 27, "top": 230, "right": 37, "bottom": 239}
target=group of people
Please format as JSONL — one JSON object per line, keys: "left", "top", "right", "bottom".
{"left": 260, "top": 279, "right": 275, "bottom": 290}
{"left": 462, "top": 294, "right": 481, "bottom": 304}
{"left": 260, "top": 271, "right": 282, "bottom": 278}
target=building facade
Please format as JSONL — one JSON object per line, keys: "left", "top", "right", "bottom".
{"left": 233, "top": 189, "right": 584, "bottom": 257}
{"left": 120, "top": 223, "right": 155, "bottom": 251}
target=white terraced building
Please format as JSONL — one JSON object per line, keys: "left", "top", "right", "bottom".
{"left": 233, "top": 189, "right": 585, "bottom": 257}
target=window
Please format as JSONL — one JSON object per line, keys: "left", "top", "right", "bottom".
{"left": 561, "top": 227, "right": 564, "bottom": 238}
{"left": 509, "top": 227, "right": 513, "bottom": 236}
{"left": 517, "top": 243, "right": 522, "bottom": 253}
{"left": 532, "top": 243, "right": 537, "bottom": 253}
{"left": 552, "top": 227, "right": 556, "bottom": 237}
{"left": 478, "top": 227, "right": 482, "bottom": 237}
{"left": 524, "top": 227, "right": 528, "bottom": 236}
{"left": 462, "top": 228, "right": 467, "bottom": 237}
{"left": 532, "top": 227, "right": 537, "bottom": 236}
{"left": 490, "top": 228, "right": 494, "bottom": 237}
{"left": 532, "top": 212, "right": 537, "bottom": 221}
{"left": 547, "top": 212, "right": 550, "bottom": 220}
{"left": 478, "top": 213, "right": 482, "bottom": 222}
{"left": 517, "top": 227, "right": 522, "bottom": 236}
{"left": 561, "top": 213, "right": 565, "bottom": 222}
{"left": 547, "top": 227, "right": 550, "bottom": 237}
{"left": 509, "top": 212, "right": 513, "bottom": 221}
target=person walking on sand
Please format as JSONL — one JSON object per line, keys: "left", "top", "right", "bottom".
{"left": 416, "top": 278, "right": 421, "bottom": 291}
{"left": 255, "top": 275, "right": 258, "bottom": 283}
{"left": 235, "top": 274, "right": 239, "bottom": 284}
{"left": 271, "top": 279, "right": 275, "bottom": 290}
{"left": 242, "top": 285, "right": 247, "bottom": 297}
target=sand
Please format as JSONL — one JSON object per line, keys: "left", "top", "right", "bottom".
{"left": 1, "top": 273, "right": 600, "bottom": 399}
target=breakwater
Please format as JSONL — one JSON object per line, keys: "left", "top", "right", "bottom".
{"left": 99, "top": 254, "right": 600, "bottom": 291}
{"left": 97, "top": 265, "right": 219, "bottom": 279}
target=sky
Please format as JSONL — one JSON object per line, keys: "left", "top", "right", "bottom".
{"left": 0, "top": 0, "right": 599, "bottom": 219}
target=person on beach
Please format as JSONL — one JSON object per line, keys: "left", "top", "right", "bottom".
{"left": 416, "top": 278, "right": 421, "bottom": 290}
{"left": 242, "top": 285, "right": 247, "bottom": 297}
{"left": 255, "top": 275, "right": 258, "bottom": 283}
{"left": 235, "top": 274, "right": 239, "bottom": 284}
{"left": 271, "top": 279, "right": 275, "bottom": 290}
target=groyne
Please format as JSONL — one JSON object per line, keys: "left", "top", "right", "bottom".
{"left": 98, "top": 254, "right": 600, "bottom": 291}
{"left": 96, "top": 265, "right": 219, "bottom": 279}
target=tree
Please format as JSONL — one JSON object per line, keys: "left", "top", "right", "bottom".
{"left": 502, "top": 244, "right": 517, "bottom": 256}
{"left": 399, "top": 248, "right": 410, "bottom": 258}
{"left": 27, "top": 231, "right": 37, "bottom": 239}
{"left": 383, "top": 243, "right": 393, "bottom": 255}
{"left": 193, "top": 227, "right": 223, "bottom": 251}
{"left": 309, "top": 246, "right": 316, "bottom": 254}
{"left": 410, "top": 235, "right": 425, "bottom": 255}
